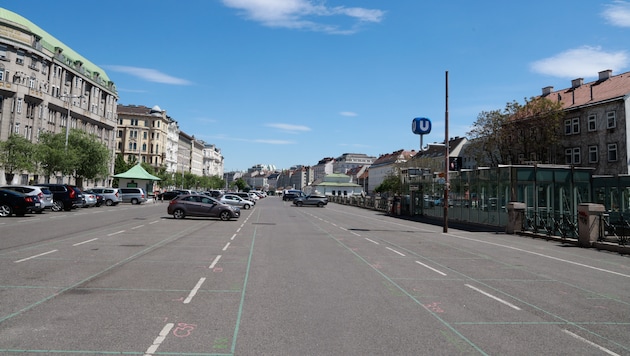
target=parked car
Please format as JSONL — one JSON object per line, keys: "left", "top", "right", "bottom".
{"left": 282, "top": 189, "right": 304, "bottom": 201}
{"left": 230, "top": 192, "right": 257, "bottom": 203}
{"left": 293, "top": 194, "right": 328, "bottom": 207}
{"left": 158, "top": 190, "right": 182, "bottom": 201}
{"left": 0, "top": 185, "right": 53, "bottom": 213}
{"left": 80, "top": 190, "right": 98, "bottom": 208}
{"left": 220, "top": 194, "right": 255, "bottom": 209}
{"left": 88, "top": 187, "right": 121, "bottom": 206}
{"left": 0, "top": 188, "right": 40, "bottom": 217}
{"left": 86, "top": 187, "right": 121, "bottom": 206}
{"left": 35, "top": 184, "right": 83, "bottom": 211}
{"left": 167, "top": 194, "right": 240, "bottom": 220}
{"left": 119, "top": 187, "right": 147, "bottom": 204}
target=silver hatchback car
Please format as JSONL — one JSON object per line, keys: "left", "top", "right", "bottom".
{"left": 89, "top": 187, "right": 122, "bottom": 206}
{"left": 0, "top": 185, "right": 54, "bottom": 212}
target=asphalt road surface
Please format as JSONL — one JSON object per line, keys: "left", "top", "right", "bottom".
{"left": 0, "top": 197, "right": 629, "bottom": 355}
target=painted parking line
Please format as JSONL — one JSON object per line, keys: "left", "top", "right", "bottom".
{"left": 222, "top": 242, "right": 231, "bottom": 251}
{"left": 563, "top": 329, "right": 619, "bottom": 356}
{"left": 415, "top": 260, "right": 447, "bottom": 276}
{"left": 386, "top": 247, "right": 405, "bottom": 256}
{"left": 144, "top": 322, "right": 174, "bottom": 355}
{"left": 107, "top": 230, "right": 125, "bottom": 236}
{"left": 365, "top": 238, "right": 380, "bottom": 245}
{"left": 73, "top": 238, "right": 98, "bottom": 246}
{"left": 209, "top": 255, "right": 222, "bottom": 269}
{"left": 465, "top": 284, "right": 521, "bottom": 310}
{"left": 14, "top": 249, "right": 58, "bottom": 263}
{"left": 183, "top": 277, "right": 206, "bottom": 304}
{"left": 131, "top": 224, "right": 144, "bottom": 230}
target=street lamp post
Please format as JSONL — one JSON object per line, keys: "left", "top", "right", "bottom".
{"left": 59, "top": 94, "right": 82, "bottom": 150}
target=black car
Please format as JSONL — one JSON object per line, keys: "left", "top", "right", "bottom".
{"left": 158, "top": 191, "right": 182, "bottom": 201}
{"left": 0, "top": 188, "right": 39, "bottom": 217}
{"left": 282, "top": 190, "right": 304, "bottom": 201}
{"left": 36, "top": 184, "right": 83, "bottom": 211}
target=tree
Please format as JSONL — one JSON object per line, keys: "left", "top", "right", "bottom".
{"left": 467, "top": 97, "right": 564, "bottom": 166}
{"left": 0, "top": 134, "right": 35, "bottom": 183}
{"left": 69, "top": 130, "right": 110, "bottom": 185}
{"left": 233, "top": 178, "right": 247, "bottom": 191}
{"left": 36, "top": 132, "right": 74, "bottom": 179}
{"left": 374, "top": 173, "right": 402, "bottom": 195}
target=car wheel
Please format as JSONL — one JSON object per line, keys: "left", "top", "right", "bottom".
{"left": 105, "top": 199, "right": 114, "bottom": 206}
{"left": 243, "top": 204, "right": 250, "bottom": 209}
{"left": 295, "top": 201, "right": 303, "bottom": 207}
{"left": 51, "top": 201, "right": 63, "bottom": 212}
{"left": 220, "top": 211, "right": 231, "bottom": 221}
{"left": 0, "top": 204, "right": 12, "bottom": 217}
{"left": 131, "top": 198, "right": 139, "bottom": 205}
{"left": 317, "top": 202, "right": 324, "bottom": 207}
{"left": 173, "top": 209, "right": 185, "bottom": 219}
{"left": 63, "top": 202, "right": 72, "bottom": 211}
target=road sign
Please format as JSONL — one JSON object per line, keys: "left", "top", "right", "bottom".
{"left": 412, "top": 117, "right": 431, "bottom": 135}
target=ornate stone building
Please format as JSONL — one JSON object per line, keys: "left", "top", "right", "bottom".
{"left": 0, "top": 8, "right": 118, "bottom": 185}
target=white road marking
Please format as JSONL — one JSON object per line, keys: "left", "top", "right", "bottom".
{"left": 144, "top": 322, "right": 174, "bottom": 355}
{"left": 365, "top": 238, "right": 380, "bottom": 245}
{"left": 73, "top": 238, "right": 98, "bottom": 246}
{"left": 209, "top": 255, "right": 222, "bottom": 269}
{"left": 183, "top": 277, "right": 206, "bottom": 304}
{"left": 222, "top": 242, "right": 230, "bottom": 251}
{"left": 563, "top": 329, "right": 619, "bottom": 356}
{"left": 465, "top": 284, "right": 521, "bottom": 310}
{"left": 415, "top": 260, "right": 447, "bottom": 276}
{"left": 14, "top": 250, "right": 58, "bottom": 263}
{"left": 386, "top": 247, "right": 405, "bottom": 256}
{"left": 107, "top": 230, "right": 125, "bottom": 236}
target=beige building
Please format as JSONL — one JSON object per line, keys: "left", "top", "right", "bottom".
{"left": 116, "top": 105, "right": 172, "bottom": 170}
{"left": 0, "top": 8, "right": 118, "bottom": 185}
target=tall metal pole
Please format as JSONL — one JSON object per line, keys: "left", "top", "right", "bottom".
{"left": 443, "top": 71, "right": 449, "bottom": 233}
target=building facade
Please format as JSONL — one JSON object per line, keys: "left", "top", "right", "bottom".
{"left": 0, "top": 8, "right": 118, "bottom": 185}
{"left": 333, "top": 153, "right": 376, "bottom": 174}
{"left": 115, "top": 105, "right": 170, "bottom": 170}
{"left": 536, "top": 70, "right": 630, "bottom": 175}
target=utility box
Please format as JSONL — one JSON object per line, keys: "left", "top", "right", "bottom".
{"left": 577, "top": 203, "right": 606, "bottom": 247}
{"left": 506, "top": 202, "right": 526, "bottom": 234}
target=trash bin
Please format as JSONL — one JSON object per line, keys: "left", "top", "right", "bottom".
{"left": 506, "top": 202, "right": 526, "bottom": 234}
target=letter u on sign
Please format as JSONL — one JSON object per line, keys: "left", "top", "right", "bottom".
{"left": 412, "top": 117, "right": 431, "bottom": 135}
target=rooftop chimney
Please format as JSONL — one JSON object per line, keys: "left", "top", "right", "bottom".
{"left": 598, "top": 69, "right": 613, "bottom": 81}
{"left": 542, "top": 86, "right": 553, "bottom": 96}
{"left": 571, "top": 78, "right": 584, "bottom": 88}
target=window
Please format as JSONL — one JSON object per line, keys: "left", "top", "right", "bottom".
{"left": 565, "top": 147, "right": 580, "bottom": 164}
{"left": 16, "top": 98, "right": 23, "bottom": 114}
{"left": 16, "top": 50, "right": 24, "bottom": 65}
{"left": 588, "top": 145, "right": 598, "bottom": 163}
{"left": 142, "top": 143, "right": 147, "bottom": 152}
{"left": 587, "top": 114, "right": 597, "bottom": 131}
{"left": 565, "top": 118, "right": 579, "bottom": 135}
{"left": 143, "top": 131, "right": 147, "bottom": 139}
{"left": 606, "top": 111, "right": 616, "bottom": 129}
{"left": 608, "top": 143, "right": 618, "bottom": 162}
{"left": 117, "top": 130, "right": 123, "bottom": 138}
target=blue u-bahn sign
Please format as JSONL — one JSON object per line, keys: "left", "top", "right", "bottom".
{"left": 412, "top": 117, "right": 431, "bottom": 135}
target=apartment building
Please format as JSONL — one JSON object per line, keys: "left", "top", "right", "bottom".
{"left": 0, "top": 8, "right": 118, "bottom": 185}
{"left": 115, "top": 105, "right": 171, "bottom": 170}
{"left": 536, "top": 70, "right": 630, "bottom": 175}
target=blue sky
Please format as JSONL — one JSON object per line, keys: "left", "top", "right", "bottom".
{"left": 3, "top": 1, "right": 630, "bottom": 171}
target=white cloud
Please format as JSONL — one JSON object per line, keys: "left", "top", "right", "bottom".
{"left": 265, "top": 123, "right": 311, "bottom": 133}
{"left": 104, "top": 65, "right": 192, "bottom": 85}
{"left": 530, "top": 46, "right": 628, "bottom": 78}
{"left": 602, "top": 1, "right": 630, "bottom": 27}
{"left": 221, "top": 0, "right": 385, "bottom": 34}
{"left": 340, "top": 111, "right": 358, "bottom": 117}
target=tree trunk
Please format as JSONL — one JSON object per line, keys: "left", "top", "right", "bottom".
{"left": 4, "top": 173, "right": 14, "bottom": 184}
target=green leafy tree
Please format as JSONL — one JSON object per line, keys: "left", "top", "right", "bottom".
{"left": 0, "top": 134, "right": 35, "bottom": 182}
{"left": 374, "top": 173, "right": 402, "bottom": 195}
{"left": 36, "top": 132, "right": 75, "bottom": 179}
{"left": 467, "top": 97, "right": 564, "bottom": 166}
{"left": 69, "top": 130, "right": 110, "bottom": 185}
{"left": 233, "top": 178, "right": 247, "bottom": 191}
